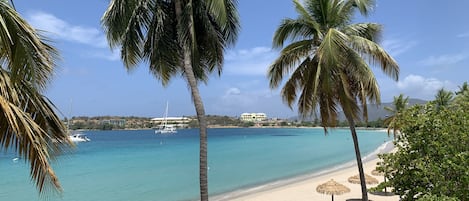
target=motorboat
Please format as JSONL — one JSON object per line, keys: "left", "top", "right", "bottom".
{"left": 69, "top": 133, "right": 91, "bottom": 142}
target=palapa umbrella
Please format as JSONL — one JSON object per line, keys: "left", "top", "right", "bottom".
{"left": 371, "top": 169, "right": 385, "bottom": 176}
{"left": 348, "top": 173, "right": 379, "bottom": 185}
{"left": 316, "top": 179, "right": 350, "bottom": 201}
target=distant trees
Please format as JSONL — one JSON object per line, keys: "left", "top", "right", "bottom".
{"left": 383, "top": 94, "right": 409, "bottom": 139}
{"left": 433, "top": 88, "right": 453, "bottom": 109}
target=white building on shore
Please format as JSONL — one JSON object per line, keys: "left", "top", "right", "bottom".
{"left": 240, "top": 113, "right": 267, "bottom": 122}
{"left": 151, "top": 117, "right": 192, "bottom": 128}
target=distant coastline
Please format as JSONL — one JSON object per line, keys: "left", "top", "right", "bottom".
{"left": 67, "top": 115, "right": 387, "bottom": 131}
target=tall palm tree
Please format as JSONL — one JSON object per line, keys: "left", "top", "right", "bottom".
{"left": 101, "top": 0, "right": 239, "bottom": 200}
{"left": 268, "top": 0, "right": 399, "bottom": 200}
{"left": 383, "top": 94, "right": 409, "bottom": 140}
{"left": 0, "top": 0, "right": 73, "bottom": 194}
{"left": 434, "top": 88, "right": 453, "bottom": 109}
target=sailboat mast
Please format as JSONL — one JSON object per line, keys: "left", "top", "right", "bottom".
{"left": 164, "top": 101, "right": 169, "bottom": 126}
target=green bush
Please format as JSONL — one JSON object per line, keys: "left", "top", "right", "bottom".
{"left": 416, "top": 194, "right": 460, "bottom": 201}
{"left": 376, "top": 101, "right": 469, "bottom": 201}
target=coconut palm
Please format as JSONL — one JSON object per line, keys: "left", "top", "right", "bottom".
{"left": 456, "top": 81, "right": 468, "bottom": 95}
{"left": 434, "top": 88, "right": 453, "bottom": 109}
{"left": 0, "top": 0, "right": 73, "bottom": 194}
{"left": 101, "top": 0, "right": 239, "bottom": 200}
{"left": 383, "top": 94, "right": 409, "bottom": 140}
{"left": 268, "top": 0, "right": 399, "bottom": 200}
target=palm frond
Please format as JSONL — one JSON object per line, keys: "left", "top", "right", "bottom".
{"left": 273, "top": 18, "right": 318, "bottom": 48}
{"left": 0, "top": 69, "right": 73, "bottom": 194}
{"left": 342, "top": 23, "right": 382, "bottom": 41}
{"left": 268, "top": 39, "right": 314, "bottom": 88}
{"left": 349, "top": 35, "right": 399, "bottom": 81}
{"left": 316, "top": 28, "right": 349, "bottom": 68}
{"left": 0, "top": 1, "right": 59, "bottom": 90}
{"left": 206, "top": 0, "right": 239, "bottom": 45}
{"left": 346, "top": 0, "right": 375, "bottom": 16}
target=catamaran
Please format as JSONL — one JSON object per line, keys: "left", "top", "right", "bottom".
{"left": 155, "top": 102, "right": 177, "bottom": 134}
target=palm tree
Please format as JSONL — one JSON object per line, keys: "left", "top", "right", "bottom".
{"left": 268, "top": 0, "right": 399, "bottom": 200}
{"left": 456, "top": 81, "right": 468, "bottom": 95}
{"left": 101, "top": 0, "right": 239, "bottom": 200}
{"left": 434, "top": 88, "right": 453, "bottom": 109}
{"left": 383, "top": 94, "right": 409, "bottom": 140}
{"left": 0, "top": 0, "right": 73, "bottom": 194}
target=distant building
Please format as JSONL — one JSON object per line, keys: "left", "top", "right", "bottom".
{"left": 240, "top": 113, "right": 267, "bottom": 122}
{"left": 101, "top": 119, "right": 126, "bottom": 127}
{"left": 151, "top": 117, "right": 192, "bottom": 128}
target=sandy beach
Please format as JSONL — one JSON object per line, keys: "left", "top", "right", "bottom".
{"left": 214, "top": 141, "right": 398, "bottom": 201}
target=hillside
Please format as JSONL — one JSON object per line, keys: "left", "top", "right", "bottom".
{"left": 291, "top": 98, "right": 427, "bottom": 122}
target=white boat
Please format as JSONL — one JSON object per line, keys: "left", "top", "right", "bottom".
{"left": 69, "top": 133, "right": 91, "bottom": 142}
{"left": 155, "top": 124, "right": 177, "bottom": 134}
{"left": 155, "top": 102, "right": 177, "bottom": 134}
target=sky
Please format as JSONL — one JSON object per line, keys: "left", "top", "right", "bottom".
{"left": 13, "top": 0, "right": 469, "bottom": 119}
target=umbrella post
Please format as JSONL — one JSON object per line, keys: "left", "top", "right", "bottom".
{"left": 384, "top": 177, "right": 387, "bottom": 193}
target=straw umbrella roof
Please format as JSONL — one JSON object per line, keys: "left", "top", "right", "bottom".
{"left": 348, "top": 173, "right": 379, "bottom": 185}
{"left": 316, "top": 179, "right": 351, "bottom": 195}
{"left": 371, "top": 169, "right": 385, "bottom": 176}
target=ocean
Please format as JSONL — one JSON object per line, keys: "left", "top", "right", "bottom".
{"left": 0, "top": 128, "right": 390, "bottom": 201}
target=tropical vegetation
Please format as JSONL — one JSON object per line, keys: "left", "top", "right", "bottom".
{"left": 383, "top": 94, "right": 409, "bottom": 139}
{"left": 374, "top": 85, "right": 469, "bottom": 201}
{"left": 268, "top": 0, "right": 399, "bottom": 200}
{"left": 0, "top": 0, "right": 73, "bottom": 195}
{"left": 101, "top": 0, "right": 240, "bottom": 200}
{"left": 433, "top": 88, "right": 453, "bottom": 110}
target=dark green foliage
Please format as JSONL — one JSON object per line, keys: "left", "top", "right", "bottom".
{"left": 375, "top": 100, "right": 469, "bottom": 200}
{"left": 416, "top": 194, "right": 460, "bottom": 201}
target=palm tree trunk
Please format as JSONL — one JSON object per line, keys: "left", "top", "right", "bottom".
{"left": 174, "top": 1, "right": 209, "bottom": 200}
{"left": 183, "top": 50, "right": 209, "bottom": 201}
{"left": 345, "top": 114, "right": 368, "bottom": 201}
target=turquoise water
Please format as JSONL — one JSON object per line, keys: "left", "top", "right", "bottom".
{"left": 0, "top": 128, "right": 389, "bottom": 201}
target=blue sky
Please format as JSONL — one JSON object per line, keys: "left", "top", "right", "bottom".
{"left": 14, "top": 0, "right": 469, "bottom": 118}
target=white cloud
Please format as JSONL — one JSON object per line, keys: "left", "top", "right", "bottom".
{"left": 87, "top": 50, "right": 121, "bottom": 61}
{"left": 457, "top": 32, "right": 469, "bottom": 38}
{"left": 418, "top": 53, "right": 468, "bottom": 66}
{"left": 27, "top": 11, "right": 107, "bottom": 48}
{"left": 381, "top": 38, "right": 417, "bottom": 57}
{"left": 224, "top": 87, "right": 241, "bottom": 96}
{"left": 396, "top": 74, "right": 455, "bottom": 100}
{"left": 224, "top": 47, "right": 277, "bottom": 76}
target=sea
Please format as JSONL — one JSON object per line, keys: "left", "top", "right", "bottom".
{"left": 0, "top": 128, "right": 391, "bottom": 201}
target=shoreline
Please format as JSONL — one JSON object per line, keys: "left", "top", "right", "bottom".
{"left": 212, "top": 141, "right": 396, "bottom": 201}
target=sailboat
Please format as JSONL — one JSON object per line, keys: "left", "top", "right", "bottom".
{"left": 155, "top": 102, "right": 177, "bottom": 134}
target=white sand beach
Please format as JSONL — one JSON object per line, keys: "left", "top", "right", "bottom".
{"left": 214, "top": 142, "right": 398, "bottom": 201}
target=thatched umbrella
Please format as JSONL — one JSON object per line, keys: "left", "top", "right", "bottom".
{"left": 371, "top": 169, "right": 385, "bottom": 176}
{"left": 348, "top": 173, "right": 379, "bottom": 185}
{"left": 316, "top": 179, "right": 350, "bottom": 201}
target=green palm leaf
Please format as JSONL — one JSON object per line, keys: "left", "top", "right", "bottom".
{"left": 0, "top": 1, "right": 73, "bottom": 195}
